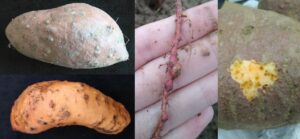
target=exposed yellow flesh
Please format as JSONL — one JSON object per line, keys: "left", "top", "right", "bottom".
{"left": 230, "top": 59, "right": 278, "bottom": 101}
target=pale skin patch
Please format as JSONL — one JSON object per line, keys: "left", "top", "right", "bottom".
{"left": 230, "top": 59, "right": 278, "bottom": 101}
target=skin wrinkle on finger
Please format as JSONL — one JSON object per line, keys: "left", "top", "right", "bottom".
{"left": 135, "top": 71, "right": 217, "bottom": 139}
{"left": 135, "top": 32, "right": 217, "bottom": 111}
{"left": 163, "top": 107, "right": 214, "bottom": 139}
{"left": 135, "top": 0, "right": 218, "bottom": 70}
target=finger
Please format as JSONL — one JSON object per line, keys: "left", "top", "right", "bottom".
{"left": 135, "top": 32, "right": 217, "bottom": 111}
{"left": 135, "top": 71, "right": 217, "bottom": 139}
{"left": 163, "top": 106, "right": 214, "bottom": 139}
{"left": 135, "top": 0, "right": 217, "bottom": 69}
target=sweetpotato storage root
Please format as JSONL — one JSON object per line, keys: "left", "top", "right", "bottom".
{"left": 5, "top": 3, "right": 129, "bottom": 69}
{"left": 10, "top": 81, "right": 130, "bottom": 134}
{"left": 219, "top": 3, "right": 300, "bottom": 130}
{"left": 259, "top": 0, "right": 300, "bottom": 22}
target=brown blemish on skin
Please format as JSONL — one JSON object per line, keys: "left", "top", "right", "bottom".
{"left": 30, "top": 127, "right": 36, "bottom": 131}
{"left": 95, "top": 118, "right": 105, "bottom": 128}
{"left": 15, "top": 120, "right": 19, "bottom": 126}
{"left": 30, "top": 93, "right": 44, "bottom": 106}
{"left": 83, "top": 94, "right": 89, "bottom": 103}
{"left": 96, "top": 127, "right": 114, "bottom": 134}
{"left": 25, "top": 113, "right": 29, "bottom": 118}
{"left": 96, "top": 95, "right": 101, "bottom": 106}
{"left": 49, "top": 100, "right": 55, "bottom": 109}
{"left": 24, "top": 121, "right": 28, "bottom": 126}
{"left": 104, "top": 98, "right": 109, "bottom": 105}
{"left": 109, "top": 123, "right": 116, "bottom": 130}
{"left": 36, "top": 83, "right": 52, "bottom": 92}
{"left": 113, "top": 115, "right": 118, "bottom": 121}
{"left": 242, "top": 25, "right": 255, "bottom": 35}
{"left": 57, "top": 123, "right": 63, "bottom": 126}
{"left": 95, "top": 95, "right": 100, "bottom": 101}
{"left": 201, "top": 47, "right": 210, "bottom": 56}
{"left": 58, "top": 107, "right": 71, "bottom": 120}
{"left": 61, "top": 111, "right": 71, "bottom": 119}
{"left": 37, "top": 119, "right": 48, "bottom": 125}
{"left": 80, "top": 83, "right": 85, "bottom": 87}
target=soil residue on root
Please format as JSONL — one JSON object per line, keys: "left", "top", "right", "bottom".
{"left": 135, "top": 0, "right": 212, "bottom": 27}
{"left": 135, "top": 0, "right": 217, "bottom": 139}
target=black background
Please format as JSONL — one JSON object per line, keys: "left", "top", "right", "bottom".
{"left": 0, "top": 75, "right": 134, "bottom": 139}
{"left": 0, "top": 0, "right": 134, "bottom": 74}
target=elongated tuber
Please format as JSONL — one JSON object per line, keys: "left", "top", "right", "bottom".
{"left": 11, "top": 81, "right": 130, "bottom": 134}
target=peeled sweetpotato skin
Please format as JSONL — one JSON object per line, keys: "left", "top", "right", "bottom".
{"left": 11, "top": 81, "right": 130, "bottom": 134}
{"left": 5, "top": 3, "right": 129, "bottom": 69}
{"left": 259, "top": 0, "right": 300, "bottom": 22}
{"left": 219, "top": 3, "right": 300, "bottom": 130}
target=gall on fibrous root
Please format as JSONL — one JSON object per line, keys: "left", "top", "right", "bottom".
{"left": 151, "top": 0, "right": 184, "bottom": 138}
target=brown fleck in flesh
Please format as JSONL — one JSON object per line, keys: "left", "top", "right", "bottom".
{"left": 10, "top": 80, "right": 131, "bottom": 134}
{"left": 5, "top": 3, "right": 129, "bottom": 69}
{"left": 219, "top": 3, "right": 300, "bottom": 130}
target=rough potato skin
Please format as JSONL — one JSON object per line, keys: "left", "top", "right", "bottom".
{"left": 10, "top": 81, "right": 131, "bottom": 134}
{"left": 259, "top": 0, "right": 300, "bottom": 22}
{"left": 5, "top": 3, "right": 129, "bottom": 69}
{"left": 219, "top": 3, "right": 300, "bottom": 130}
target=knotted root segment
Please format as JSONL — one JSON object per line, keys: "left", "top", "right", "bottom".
{"left": 151, "top": 0, "right": 183, "bottom": 138}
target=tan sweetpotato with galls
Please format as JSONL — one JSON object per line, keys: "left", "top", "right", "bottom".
{"left": 11, "top": 81, "right": 130, "bottom": 134}
{"left": 6, "top": 3, "right": 129, "bottom": 69}
{"left": 219, "top": 3, "right": 300, "bottom": 130}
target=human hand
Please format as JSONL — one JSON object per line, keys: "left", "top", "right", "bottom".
{"left": 135, "top": 0, "right": 218, "bottom": 139}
